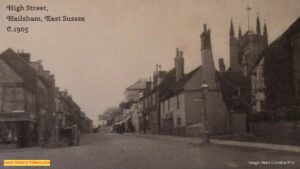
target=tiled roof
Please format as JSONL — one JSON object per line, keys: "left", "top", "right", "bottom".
{"left": 269, "top": 17, "right": 300, "bottom": 48}
{"left": 218, "top": 71, "right": 249, "bottom": 88}
{"left": 216, "top": 71, "right": 251, "bottom": 111}
{"left": 126, "top": 79, "right": 147, "bottom": 90}
{"left": 161, "top": 66, "right": 201, "bottom": 100}
{"left": 0, "top": 48, "right": 38, "bottom": 91}
{"left": 151, "top": 68, "right": 176, "bottom": 98}
{"left": 30, "top": 62, "right": 52, "bottom": 88}
{"left": 227, "top": 64, "right": 243, "bottom": 72}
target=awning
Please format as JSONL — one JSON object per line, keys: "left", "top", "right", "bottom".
{"left": 114, "top": 116, "right": 131, "bottom": 125}
{"left": 0, "top": 118, "right": 36, "bottom": 122}
{"left": 0, "top": 112, "right": 36, "bottom": 123}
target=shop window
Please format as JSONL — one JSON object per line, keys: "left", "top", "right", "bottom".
{"left": 14, "top": 87, "right": 25, "bottom": 110}
{"left": 3, "top": 87, "right": 14, "bottom": 113}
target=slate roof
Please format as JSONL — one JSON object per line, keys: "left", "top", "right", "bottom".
{"left": 0, "top": 48, "right": 38, "bottom": 91}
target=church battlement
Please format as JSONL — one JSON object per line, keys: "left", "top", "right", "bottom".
{"left": 229, "top": 16, "right": 268, "bottom": 74}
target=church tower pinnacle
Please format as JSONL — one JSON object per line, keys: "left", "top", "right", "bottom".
{"left": 256, "top": 15, "right": 261, "bottom": 35}
{"left": 230, "top": 18, "right": 235, "bottom": 37}
{"left": 229, "top": 18, "right": 239, "bottom": 67}
{"left": 238, "top": 25, "right": 242, "bottom": 39}
{"left": 263, "top": 22, "right": 268, "bottom": 44}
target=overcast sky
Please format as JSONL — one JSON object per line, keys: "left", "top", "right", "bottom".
{"left": 0, "top": 0, "right": 299, "bottom": 125}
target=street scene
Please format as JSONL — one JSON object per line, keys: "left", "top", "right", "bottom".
{"left": 0, "top": 130, "right": 299, "bottom": 169}
{"left": 0, "top": 0, "right": 300, "bottom": 168}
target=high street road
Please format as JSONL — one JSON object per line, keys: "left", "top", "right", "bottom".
{"left": 0, "top": 131, "right": 299, "bottom": 169}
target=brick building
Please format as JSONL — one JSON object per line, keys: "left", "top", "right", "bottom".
{"left": 0, "top": 49, "right": 38, "bottom": 147}
{"left": 0, "top": 48, "right": 91, "bottom": 147}
{"left": 263, "top": 17, "right": 300, "bottom": 114}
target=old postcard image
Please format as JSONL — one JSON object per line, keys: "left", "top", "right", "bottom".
{"left": 0, "top": 0, "right": 299, "bottom": 169}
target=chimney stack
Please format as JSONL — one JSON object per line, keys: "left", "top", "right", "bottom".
{"left": 201, "top": 24, "right": 211, "bottom": 50}
{"left": 200, "top": 24, "right": 217, "bottom": 89}
{"left": 63, "top": 89, "right": 68, "bottom": 97}
{"left": 18, "top": 52, "right": 31, "bottom": 62}
{"left": 218, "top": 58, "right": 226, "bottom": 72}
{"left": 175, "top": 48, "right": 184, "bottom": 81}
{"left": 146, "top": 79, "right": 152, "bottom": 91}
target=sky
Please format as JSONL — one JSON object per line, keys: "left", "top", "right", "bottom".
{"left": 0, "top": 0, "right": 299, "bottom": 125}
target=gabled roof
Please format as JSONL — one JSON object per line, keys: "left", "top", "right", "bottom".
{"left": 227, "top": 64, "right": 243, "bottom": 72}
{"left": 152, "top": 68, "right": 176, "bottom": 97}
{"left": 29, "top": 61, "right": 43, "bottom": 73}
{"left": 161, "top": 66, "right": 201, "bottom": 100}
{"left": 0, "top": 48, "right": 38, "bottom": 91}
{"left": 126, "top": 79, "right": 147, "bottom": 91}
{"left": 218, "top": 71, "right": 249, "bottom": 89}
{"left": 216, "top": 71, "right": 251, "bottom": 112}
{"left": 30, "top": 61, "right": 53, "bottom": 88}
{"left": 269, "top": 17, "right": 300, "bottom": 48}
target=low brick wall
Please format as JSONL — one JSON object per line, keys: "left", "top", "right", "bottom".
{"left": 250, "top": 121, "right": 300, "bottom": 145}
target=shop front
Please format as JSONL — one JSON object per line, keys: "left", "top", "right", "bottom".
{"left": 0, "top": 112, "right": 37, "bottom": 148}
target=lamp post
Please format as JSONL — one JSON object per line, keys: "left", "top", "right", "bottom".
{"left": 201, "top": 81, "right": 210, "bottom": 143}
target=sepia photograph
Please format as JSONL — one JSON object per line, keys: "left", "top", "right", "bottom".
{"left": 0, "top": 0, "right": 299, "bottom": 168}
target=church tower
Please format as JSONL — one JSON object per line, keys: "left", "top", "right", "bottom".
{"left": 230, "top": 19, "right": 240, "bottom": 67}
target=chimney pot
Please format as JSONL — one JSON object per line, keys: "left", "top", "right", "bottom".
{"left": 19, "top": 52, "right": 31, "bottom": 62}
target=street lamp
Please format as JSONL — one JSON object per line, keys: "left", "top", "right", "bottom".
{"left": 201, "top": 81, "right": 210, "bottom": 143}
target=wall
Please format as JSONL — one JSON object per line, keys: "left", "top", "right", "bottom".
{"left": 184, "top": 91, "right": 202, "bottom": 126}
{"left": 125, "top": 90, "right": 141, "bottom": 102}
{"left": 184, "top": 66, "right": 229, "bottom": 134}
{"left": 160, "top": 93, "right": 185, "bottom": 135}
{"left": 292, "top": 34, "right": 300, "bottom": 97}
{"left": 230, "top": 37, "right": 240, "bottom": 66}
{"left": 131, "top": 103, "right": 139, "bottom": 132}
{"left": 251, "top": 59, "right": 266, "bottom": 112}
{"left": 250, "top": 121, "right": 300, "bottom": 145}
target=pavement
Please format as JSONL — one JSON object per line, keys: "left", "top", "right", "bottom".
{"left": 0, "top": 131, "right": 298, "bottom": 169}
{"left": 124, "top": 132, "right": 300, "bottom": 153}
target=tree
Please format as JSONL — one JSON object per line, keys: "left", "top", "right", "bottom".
{"left": 99, "top": 106, "right": 122, "bottom": 126}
